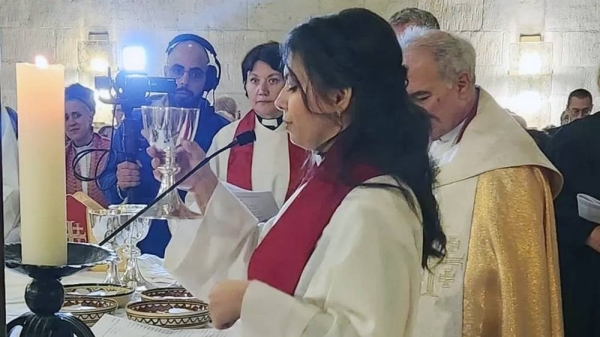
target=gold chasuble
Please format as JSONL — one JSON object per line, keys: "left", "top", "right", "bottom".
{"left": 415, "top": 89, "right": 564, "bottom": 337}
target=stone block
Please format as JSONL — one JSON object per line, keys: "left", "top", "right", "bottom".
{"left": 248, "top": 0, "right": 320, "bottom": 31}
{"left": 189, "top": 0, "right": 248, "bottom": 30}
{"left": 476, "top": 65, "right": 508, "bottom": 100}
{"left": 217, "top": 62, "right": 243, "bottom": 94}
{"left": 417, "top": 0, "right": 483, "bottom": 31}
{"left": 482, "top": 0, "right": 544, "bottom": 33}
{"left": 320, "top": 0, "right": 365, "bottom": 14}
{"left": 561, "top": 32, "right": 600, "bottom": 67}
{"left": 265, "top": 30, "right": 288, "bottom": 43}
{"left": 56, "top": 29, "right": 85, "bottom": 68}
{"left": 1, "top": 28, "right": 57, "bottom": 63}
{"left": 365, "top": 0, "right": 417, "bottom": 20}
{"left": 207, "top": 30, "right": 269, "bottom": 68}
{"left": 549, "top": 94, "right": 567, "bottom": 125}
{"left": 1, "top": 61, "right": 16, "bottom": 92}
{"left": 464, "top": 32, "right": 506, "bottom": 66}
{"left": 111, "top": 0, "right": 198, "bottom": 30}
{"left": 542, "top": 32, "right": 563, "bottom": 71}
{"left": 0, "top": 0, "right": 32, "bottom": 28}
{"left": 83, "top": 0, "right": 115, "bottom": 30}
{"left": 27, "top": 0, "right": 84, "bottom": 28}
{"left": 551, "top": 66, "right": 598, "bottom": 96}
{"left": 545, "top": 0, "right": 600, "bottom": 32}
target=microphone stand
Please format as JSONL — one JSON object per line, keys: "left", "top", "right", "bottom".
{"left": 100, "top": 130, "right": 256, "bottom": 246}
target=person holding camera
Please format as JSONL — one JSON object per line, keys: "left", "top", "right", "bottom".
{"left": 99, "top": 34, "right": 229, "bottom": 257}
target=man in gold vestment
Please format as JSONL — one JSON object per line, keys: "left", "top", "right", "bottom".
{"left": 399, "top": 28, "right": 564, "bottom": 337}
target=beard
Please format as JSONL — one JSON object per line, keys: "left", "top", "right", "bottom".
{"left": 168, "top": 89, "right": 202, "bottom": 108}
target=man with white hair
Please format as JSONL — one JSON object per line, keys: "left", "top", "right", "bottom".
{"left": 1, "top": 105, "right": 20, "bottom": 242}
{"left": 398, "top": 27, "right": 564, "bottom": 337}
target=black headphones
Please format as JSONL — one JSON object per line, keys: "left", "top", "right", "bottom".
{"left": 166, "top": 34, "right": 221, "bottom": 93}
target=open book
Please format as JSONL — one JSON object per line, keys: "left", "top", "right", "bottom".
{"left": 577, "top": 193, "right": 600, "bottom": 224}
{"left": 92, "top": 315, "right": 236, "bottom": 337}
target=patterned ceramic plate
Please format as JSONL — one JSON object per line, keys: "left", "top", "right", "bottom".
{"left": 140, "top": 287, "right": 198, "bottom": 302}
{"left": 61, "top": 297, "right": 118, "bottom": 326}
{"left": 126, "top": 300, "right": 210, "bottom": 329}
{"left": 63, "top": 283, "right": 135, "bottom": 308}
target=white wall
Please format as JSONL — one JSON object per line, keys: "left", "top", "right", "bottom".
{"left": 1, "top": 0, "right": 599, "bottom": 127}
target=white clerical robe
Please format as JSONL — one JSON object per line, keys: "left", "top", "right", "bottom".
{"left": 165, "top": 175, "right": 423, "bottom": 337}
{"left": 1, "top": 106, "right": 20, "bottom": 242}
{"left": 207, "top": 115, "right": 291, "bottom": 208}
{"left": 415, "top": 88, "right": 564, "bottom": 337}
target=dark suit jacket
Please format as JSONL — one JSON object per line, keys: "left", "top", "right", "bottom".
{"left": 546, "top": 112, "right": 600, "bottom": 336}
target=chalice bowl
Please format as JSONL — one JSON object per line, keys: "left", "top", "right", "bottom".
{"left": 88, "top": 208, "right": 129, "bottom": 285}
{"left": 108, "top": 204, "right": 155, "bottom": 291}
{"left": 141, "top": 106, "right": 201, "bottom": 220}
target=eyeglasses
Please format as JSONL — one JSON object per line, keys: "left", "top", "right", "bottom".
{"left": 167, "top": 65, "right": 205, "bottom": 81}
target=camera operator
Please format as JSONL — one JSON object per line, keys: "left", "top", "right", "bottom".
{"left": 99, "top": 34, "right": 229, "bottom": 257}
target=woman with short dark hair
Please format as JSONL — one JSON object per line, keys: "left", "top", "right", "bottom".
{"left": 206, "top": 41, "right": 309, "bottom": 207}
{"left": 159, "top": 8, "right": 446, "bottom": 336}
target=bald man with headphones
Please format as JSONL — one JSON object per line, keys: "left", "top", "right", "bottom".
{"left": 99, "top": 34, "right": 230, "bottom": 257}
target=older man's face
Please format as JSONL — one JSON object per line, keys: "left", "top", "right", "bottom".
{"left": 404, "top": 48, "right": 471, "bottom": 140}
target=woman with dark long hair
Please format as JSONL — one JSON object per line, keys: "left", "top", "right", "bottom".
{"left": 155, "top": 8, "right": 446, "bottom": 336}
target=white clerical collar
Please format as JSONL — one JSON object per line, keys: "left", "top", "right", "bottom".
{"left": 436, "top": 119, "right": 467, "bottom": 145}
{"left": 255, "top": 115, "right": 283, "bottom": 130}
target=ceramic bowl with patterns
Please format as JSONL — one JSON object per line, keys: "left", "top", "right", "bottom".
{"left": 125, "top": 300, "right": 210, "bottom": 329}
{"left": 63, "top": 283, "right": 135, "bottom": 308}
{"left": 60, "top": 297, "right": 118, "bottom": 326}
{"left": 139, "top": 287, "right": 198, "bottom": 302}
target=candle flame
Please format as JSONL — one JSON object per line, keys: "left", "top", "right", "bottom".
{"left": 35, "top": 55, "right": 49, "bottom": 69}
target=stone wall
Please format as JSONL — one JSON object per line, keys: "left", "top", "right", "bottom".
{"left": 1, "top": 0, "right": 599, "bottom": 127}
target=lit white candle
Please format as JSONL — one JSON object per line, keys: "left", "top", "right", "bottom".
{"left": 17, "top": 56, "right": 68, "bottom": 266}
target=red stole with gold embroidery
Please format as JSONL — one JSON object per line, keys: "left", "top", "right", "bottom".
{"left": 227, "top": 110, "right": 308, "bottom": 200}
{"left": 247, "top": 147, "right": 380, "bottom": 295}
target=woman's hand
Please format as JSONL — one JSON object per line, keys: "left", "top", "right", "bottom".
{"left": 208, "top": 280, "right": 250, "bottom": 329}
{"left": 147, "top": 141, "right": 218, "bottom": 212}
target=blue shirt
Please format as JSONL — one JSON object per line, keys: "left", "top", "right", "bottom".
{"left": 99, "top": 102, "right": 229, "bottom": 257}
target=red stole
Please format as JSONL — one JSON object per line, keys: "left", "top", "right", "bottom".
{"left": 227, "top": 110, "right": 308, "bottom": 200}
{"left": 247, "top": 150, "right": 381, "bottom": 295}
{"left": 65, "top": 133, "right": 111, "bottom": 208}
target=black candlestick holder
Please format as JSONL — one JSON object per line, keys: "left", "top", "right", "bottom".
{"left": 5, "top": 242, "right": 115, "bottom": 337}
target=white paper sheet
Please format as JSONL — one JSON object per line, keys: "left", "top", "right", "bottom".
{"left": 223, "top": 182, "right": 279, "bottom": 222}
{"left": 577, "top": 193, "right": 600, "bottom": 224}
{"left": 91, "top": 315, "right": 233, "bottom": 337}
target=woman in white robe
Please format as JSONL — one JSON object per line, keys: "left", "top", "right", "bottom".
{"left": 208, "top": 42, "right": 308, "bottom": 208}
{"left": 155, "top": 8, "right": 447, "bottom": 337}
{"left": 1, "top": 105, "right": 20, "bottom": 242}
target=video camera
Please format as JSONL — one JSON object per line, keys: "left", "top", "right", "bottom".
{"left": 94, "top": 68, "right": 177, "bottom": 113}
{"left": 94, "top": 69, "right": 177, "bottom": 203}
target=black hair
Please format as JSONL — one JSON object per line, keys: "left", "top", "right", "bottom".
{"left": 241, "top": 41, "right": 283, "bottom": 96}
{"left": 567, "top": 88, "right": 593, "bottom": 106}
{"left": 282, "top": 8, "right": 446, "bottom": 268}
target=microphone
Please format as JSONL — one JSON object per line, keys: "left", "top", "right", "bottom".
{"left": 99, "top": 130, "right": 257, "bottom": 246}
